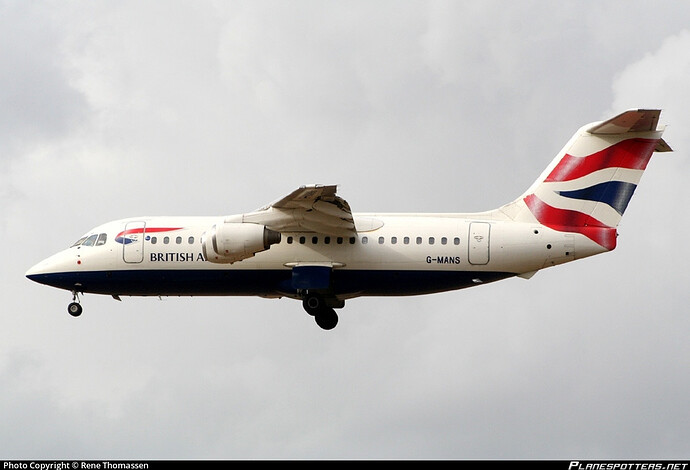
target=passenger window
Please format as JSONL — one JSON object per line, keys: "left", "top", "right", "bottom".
{"left": 391, "top": 236, "right": 397, "bottom": 245}
{"left": 429, "top": 237, "right": 435, "bottom": 245}
{"left": 151, "top": 237, "right": 158, "bottom": 244}
{"left": 324, "top": 237, "right": 331, "bottom": 245}
{"left": 349, "top": 237, "right": 356, "bottom": 244}
{"left": 416, "top": 237, "right": 422, "bottom": 245}
{"left": 163, "top": 236, "right": 170, "bottom": 244}
{"left": 337, "top": 237, "right": 343, "bottom": 244}
{"left": 287, "top": 236, "right": 293, "bottom": 244}
{"left": 176, "top": 236, "right": 182, "bottom": 244}
{"left": 441, "top": 237, "right": 447, "bottom": 245}
{"left": 82, "top": 234, "right": 98, "bottom": 247}
{"left": 96, "top": 233, "right": 107, "bottom": 246}
{"left": 378, "top": 236, "right": 384, "bottom": 244}
{"left": 312, "top": 236, "right": 318, "bottom": 244}
{"left": 188, "top": 236, "right": 195, "bottom": 244}
{"left": 454, "top": 237, "right": 460, "bottom": 245}
{"left": 362, "top": 236, "right": 368, "bottom": 244}
{"left": 299, "top": 236, "right": 306, "bottom": 244}
{"left": 404, "top": 237, "right": 410, "bottom": 245}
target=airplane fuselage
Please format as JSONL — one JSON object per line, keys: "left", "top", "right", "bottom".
{"left": 27, "top": 212, "right": 603, "bottom": 300}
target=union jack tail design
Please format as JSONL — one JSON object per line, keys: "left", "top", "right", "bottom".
{"left": 513, "top": 109, "right": 671, "bottom": 250}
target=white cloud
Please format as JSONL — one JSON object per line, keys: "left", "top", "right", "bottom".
{"left": 611, "top": 30, "right": 690, "bottom": 146}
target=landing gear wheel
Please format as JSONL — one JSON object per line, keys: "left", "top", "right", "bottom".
{"left": 315, "top": 308, "right": 338, "bottom": 331}
{"left": 67, "top": 302, "right": 83, "bottom": 317}
{"left": 302, "top": 294, "right": 324, "bottom": 316}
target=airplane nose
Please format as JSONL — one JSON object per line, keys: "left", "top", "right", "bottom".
{"left": 26, "top": 250, "right": 77, "bottom": 288}
{"left": 26, "top": 259, "right": 52, "bottom": 285}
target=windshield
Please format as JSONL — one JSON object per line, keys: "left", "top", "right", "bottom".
{"left": 70, "top": 236, "right": 87, "bottom": 247}
{"left": 71, "top": 233, "right": 108, "bottom": 247}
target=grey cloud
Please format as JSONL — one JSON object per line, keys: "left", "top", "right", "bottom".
{"left": 2, "top": 0, "right": 689, "bottom": 460}
{"left": 0, "top": 3, "right": 88, "bottom": 154}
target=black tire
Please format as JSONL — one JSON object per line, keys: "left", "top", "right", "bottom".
{"left": 67, "top": 302, "right": 83, "bottom": 317}
{"left": 302, "top": 294, "right": 324, "bottom": 316}
{"left": 315, "top": 308, "right": 338, "bottom": 330}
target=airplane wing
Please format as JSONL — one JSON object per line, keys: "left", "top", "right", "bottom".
{"left": 237, "top": 184, "right": 357, "bottom": 237}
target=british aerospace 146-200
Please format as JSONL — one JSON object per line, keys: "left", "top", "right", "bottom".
{"left": 26, "top": 109, "right": 671, "bottom": 330}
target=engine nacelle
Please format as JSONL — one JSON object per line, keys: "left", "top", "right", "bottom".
{"left": 201, "top": 222, "right": 281, "bottom": 264}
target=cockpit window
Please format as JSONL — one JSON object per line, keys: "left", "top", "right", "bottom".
{"left": 71, "top": 233, "right": 108, "bottom": 247}
{"left": 82, "top": 234, "right": 99, "bottom": 246}
{"left": 71, "top": 237, "right": 88, "bottom": 247}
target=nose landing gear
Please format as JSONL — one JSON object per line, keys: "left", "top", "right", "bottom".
{"left": 302, "top": 293, "right": 340, "bottom": 330}
{"left": 314, "top": 308, "right": 338, "bottom": 330}
{"left": 67, "top": 291, "right": 83, "bottom": 317}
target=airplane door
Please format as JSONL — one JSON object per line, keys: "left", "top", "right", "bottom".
{"left": 123, "top": 221, "right": 146, "bottom": 263}
{"left": 468, "top": 222, "right": 490, "bottom": 265}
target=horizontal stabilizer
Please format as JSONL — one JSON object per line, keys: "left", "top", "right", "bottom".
{"left": 587, "top": 109, "right": 672, "bottom": 152}
{"left": 588, "top": 109, "right": 661, "bottom": 134}
{"left": 654, "top": 138, "right": 673, "bottom": 152}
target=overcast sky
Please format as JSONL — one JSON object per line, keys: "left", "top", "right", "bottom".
{"left": 2, "top": 0, "right": 689, "bottom": 460}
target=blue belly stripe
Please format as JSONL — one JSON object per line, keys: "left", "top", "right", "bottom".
{"left": 27, "top": 269, "right": 515, "bottom": 299}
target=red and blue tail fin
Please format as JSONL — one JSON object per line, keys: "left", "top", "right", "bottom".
{"left": 509, "top": 109, "right": 671, "bottom": 250}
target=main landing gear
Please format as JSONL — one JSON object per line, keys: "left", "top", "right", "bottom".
{"left": 67, "top": 291, "right": 83, "bottom": 317}
{"left": 302, "top": 293, "right": 340, "bottom": 330}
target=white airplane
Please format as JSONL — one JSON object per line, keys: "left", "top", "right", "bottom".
{"left": 26, "top": 109, "right": 671, "bottom": 330}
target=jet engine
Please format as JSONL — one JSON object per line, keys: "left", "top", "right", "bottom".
{"left": 201, "top": 222, "right": 281, "bottom": 263}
